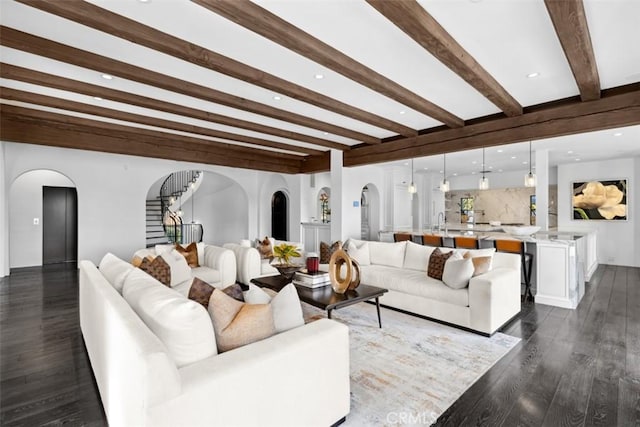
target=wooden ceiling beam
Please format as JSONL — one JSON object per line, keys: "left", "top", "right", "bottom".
{"left": 301, "top": 83, "right": 640, "bottom": 172}
{"left": 366, "top": 0, "right": 522, "bottom": 117}
{"left": 13, "top": 1, "right": 412, "bottom": 140}
{"left": 0, "top": 26, "right": 364, "bottom": 147}
{"left": 0, "top": 105, "right": 302, "bottom": 173}
{"left": 0, "top": 63, "right": 349, "bottom": 152}
{"left": 193, "top": 0, "right": 463, "bottom": 128}
{"left": 0, "top": 87, "right": 323, "bottom": 156}
{"left": 544, "top": 0, "right": 600, "bottom": 101}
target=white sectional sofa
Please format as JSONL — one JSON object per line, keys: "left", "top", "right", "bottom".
{"left": 224, "top": 238, "right": 305, "bottom": 285}
{"left": 342, "top": 239, "right": 521, "bottom": 335}
{"left": 133, "top": 242, "right": 237, "bottom": 289}
{"left": 80, "top": 254, "right": 350, "bottom": 427}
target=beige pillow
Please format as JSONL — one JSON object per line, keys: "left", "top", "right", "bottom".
{"left": 346, "top": 240, "right": 371, "bottom": 266}
{"left": 208, "top": 289, "right": 275, "bottom": 353}
{"left": 442, "top": 252, "right": 475, "bottom": 289}
{"left": 463, "top": 251, "right": 493, "bottom": 276}
{"left": 243, "top": 283, "right": 304, "bottom": 333}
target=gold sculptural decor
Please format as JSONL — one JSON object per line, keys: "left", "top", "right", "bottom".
{"left": 328, "top": 243, "right": 360, "bottom": 294}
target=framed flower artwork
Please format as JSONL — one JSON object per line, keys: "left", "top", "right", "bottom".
{"left": 572, "top": 179, "right": 627, "bottom": 220}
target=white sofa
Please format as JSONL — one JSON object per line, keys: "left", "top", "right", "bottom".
{"left": 134, "top": 243, "right": 237, "bottom": 289}
{"left": 224, "top": 238, "right": 305, "bottom": 285}
{"left": 342, "top": 239, "right": 521, "bottom": 335}
{"left": 80, "top": 254, "right": 350, "bottom": 427}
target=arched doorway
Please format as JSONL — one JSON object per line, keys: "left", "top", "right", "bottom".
{"left": 271, "top": 191, "right": 288, "bottom": 241}
{"left": 9, "top": 170, "right": 77, "bottom": 268}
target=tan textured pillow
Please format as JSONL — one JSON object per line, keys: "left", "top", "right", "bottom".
{"left": 175, "top": 242, "right": 199, "bottom": 267}
{"left": 208, "top": 289, "right": 275, "bottom": 353}
{"left": 427, "top": 247, "right": 455, "bottom": 281}
{"left": 463, "top": 251, "right": 493, "bottom": 276}
{"left": 131, "top": 254, "right": 155, "bottom": 268}
{"left": 256, "top": 236, "right": 273, "bottom": 260}
{"left": 189, "top": 278, "right": 245, "bottom": 309}
{"left": 139, "top": 256, "right": 171, "bottom": 287}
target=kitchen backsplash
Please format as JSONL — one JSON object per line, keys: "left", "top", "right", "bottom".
{"left": 445, "top": 186, "right": 557, "bottom": 227}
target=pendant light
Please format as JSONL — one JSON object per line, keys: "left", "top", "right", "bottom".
{"left": 478, "top": 147, "right": 489, "bottom": 190}
{"left": 439, "top": 154, "right": 450, "bottom": 192}
{"left": 524, "top": 141, "right": 536, "bottom": 187}
{"left": 407, "top": 158, "right": 417, "bottom": 194}
{"left": 176, "top": 194, "right": 183, "bottom": 217}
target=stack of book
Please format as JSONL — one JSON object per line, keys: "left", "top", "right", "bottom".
{"left": 292, "top": 270, "right": 331, "bottom": 289}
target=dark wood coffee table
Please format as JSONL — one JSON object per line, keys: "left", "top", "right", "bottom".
{"left": 250, "top": 275, "right": 388, "bottom": 328}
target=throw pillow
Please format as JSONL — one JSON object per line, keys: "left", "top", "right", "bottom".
{"left": 442, "top": 252, "right": 475, "bottom": 289}
{"left": 175, "top": 242, "right": 199, "bottom": 268}
{"left": 160, "top": 249, "right": 192, "bottom": 287}
{"left": 320, "top": 241, "right": 342, "bottom": 264}
{"left": 189, "top": 278, "right": 245, "bottom": 309}
{"left": 346, "top": 240, "right": 371, "bottom": 266}
{"left": 243, "top": 283, "right": 305, "bottom": 333}
{"left": 463, "top": 251, "right": 493, "bottom": 276}
{"left": 256, "top": 236, "right": 273, "bottom": 260}
{"left": 208, "top": 289, "right": 275, "bottom": 353}
{"left": 427, "top": 247, "right": 455, "bottom": 281}
{"left": 139, "top": 255, "right": 171, "bottom": 287}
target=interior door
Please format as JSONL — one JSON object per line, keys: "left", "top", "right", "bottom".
{"left": 271, "top": 191, "right": 288, "bottom": 241}
{"left": 43, "top": 186, "right": 77, "bottom": 265}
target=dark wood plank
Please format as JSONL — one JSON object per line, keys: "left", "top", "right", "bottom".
{"left": 366, "top": 0, "right": 522, "bottom": 117}
{"left": 617, "top": 377, "right": 640, "bottom": 427}
{"left": 192, "top": 0, "right": 462, "bottom": 128}
{"left": 585, "top": 377, "right": 619, "bottom": 427}
{"left": 544, "top": 0, "right": 601, "bottom": 101}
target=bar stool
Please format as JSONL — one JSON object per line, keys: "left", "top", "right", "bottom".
{"left": 421, "top": 234, "right": 443, "bottom": 247}
{"left": 393, "top": 233, "right": 412, "bottom": 243}
{"left": 494, "top": 239, "right": 534, "bottom": 302}
{"left": 453, "top": 236, "right": 480, "bottom": 250}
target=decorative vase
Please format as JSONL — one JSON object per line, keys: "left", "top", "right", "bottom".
{"left": 273, "top": 264, "right": 303, "bottom": 281}
{"left": 328, "top": 243, "right": 360, "bottom": 294}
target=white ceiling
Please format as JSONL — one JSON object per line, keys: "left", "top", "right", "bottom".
{"left": 1, "top": 0, "right": 639, "bottom": 168}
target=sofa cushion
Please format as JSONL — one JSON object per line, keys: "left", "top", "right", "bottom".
{"left": 191, "top": 266, "right": 221, "bottom": 285}
{"left": 123, "top": 269, "right": 217, "bottom": 367}
{"left": 175, "top": 242, "right": 199, "bottom": 268}
{"left": 359, "top": 265, "right": 469, "bottom": 307}
{"left": 463, "top": 251, "right": 493, "bottom": 276}
{"left": 208, "top": 289, "right": 275, "bottom": 352}
{"left": 99, "top": 253, "right": 135, "bottom": 293}
{"left": 403, "top": 241, "right": 435, "bottom": 271}
{"left": 188, "top": 278, "right": 245, "bottom": 308}
{"left": 442, "top": 252, "right": 475, "bottom": 289}
{"left": 244, "top": 283, "right": 304, "bottom": 333}
{"left": 427, "top": 247, "right": 455, "bottom": 281}
{"left": 155, "top": 243, "right": 174, "bottom": 255}
{"left": 369, "top": 241, "right": 406, "bottom": 268}
{"left": 346, "top": 240, "right": 371, "bottom": 266}
{"left": 320, "top": 241, "right": 342, "bottom": 264}
{"left": 139, "top": 256, "right": 171, "bottom": 287}
{"left": 160, "top": 249, "right": 193, "bottom": 287}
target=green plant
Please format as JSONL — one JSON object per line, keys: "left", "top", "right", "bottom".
{"left": 273, "top": 243, "right": 301, "bottom": 265}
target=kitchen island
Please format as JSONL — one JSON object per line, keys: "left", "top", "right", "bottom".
{"left": 379, "top": 227, "right": 597, "bottom": 309}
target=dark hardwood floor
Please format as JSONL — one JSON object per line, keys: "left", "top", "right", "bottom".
{"left": 1, "top": 263, "right": 638, "bottom": 426}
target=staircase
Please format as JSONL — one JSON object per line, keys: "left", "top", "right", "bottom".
{"left": 145, "top": 170, "right": 204, "bottom": 247}
{"left": 145, "top": 199, "right": 169, "bottom": 248}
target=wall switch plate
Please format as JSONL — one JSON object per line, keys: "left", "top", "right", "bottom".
{"left": 33, "top": 218, "right": 39, "bottom": 225}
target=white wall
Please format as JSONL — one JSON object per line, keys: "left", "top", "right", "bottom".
{"left": 448, "top": 168, "right": 558, "bottom": 190}
{"left": 9, "top": 170, "right": 75, "bottom": 268}
{"left": 558, "top": 158, "right": 636, "bottom": 267}
{"left": 0, "top": 142, "right": 9, "bottom": 276}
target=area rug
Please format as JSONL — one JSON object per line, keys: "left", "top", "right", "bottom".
{"left": 302, "top": 302, "right": 520, "bottom": 426}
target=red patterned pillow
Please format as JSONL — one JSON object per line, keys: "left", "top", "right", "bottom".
{"left": 138, "top": 256, "right": 171, "bottom": 287}
{"left": 427, "top": 248, "right": 455, "bottom": 281}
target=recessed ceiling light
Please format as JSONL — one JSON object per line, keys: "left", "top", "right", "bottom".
{"left": 93, "top": 96, "right": 102, "bottom": 101}
{"left": 471, "top": 171, "right": 476, "bottom": 175}
{"left": 575, "top": 158, "right": 581, "bottom": 161}
{"left": 314, "top": 74, "right": 324, "bottom": 80}
{"left": 567, "top": 150, "right": 573, "bottom": 154}
{"left": 139, "top": 0, "right": 151, "bottom": 3}
{"left": 439, "top": 170, "right": 443, "bottom": 174}
{"left": 488, "top": 166, "right": 493, "bottom": 169}
{"left": 453, "top": 173, "right": 458, "bottom": 176}
{"left": 511, "top": 156, "right": 517, "bottom": 159}
{"left": 322, "top": 132, "right": 329, "bottom": 135}
{"left": 423, "top": 167, "right": 428, "bottom": 170}
{"left": 273, "top": 95, "right": 282, "bottom": 101}
{"left": 613, "top": 132, "right": 623, "bottom": 136}
{"left": 497, "top": 149, "right": 504, "bottom": 153}
{"left": 526, "top": 72, "right": 540, "bottom": 79}
{"left": 399, "top": 111, "right": 406, "bottom": 115}
{"left": 471, "top": 161, "right": 477, "bottom": 165}
{"left": 101, "top": 73, "right": 113, "bottom": 80}
{"left": 498, "top": 169, "right": 503, "bottom": 172}
{"left": 404, "top": 162, "right": 409, "bottom": 166}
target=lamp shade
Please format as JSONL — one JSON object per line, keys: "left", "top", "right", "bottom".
{"left": 479, "top": 176, "right": 489, "bottom": 190}
{"left": 408, "top": 182, "right": 417, "bottom": 194}
{"left": 440, "top": 180, "right": 450, "bottom": 192}
{"left": 524, "top": 172, "right": 537, "bottom": 187}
